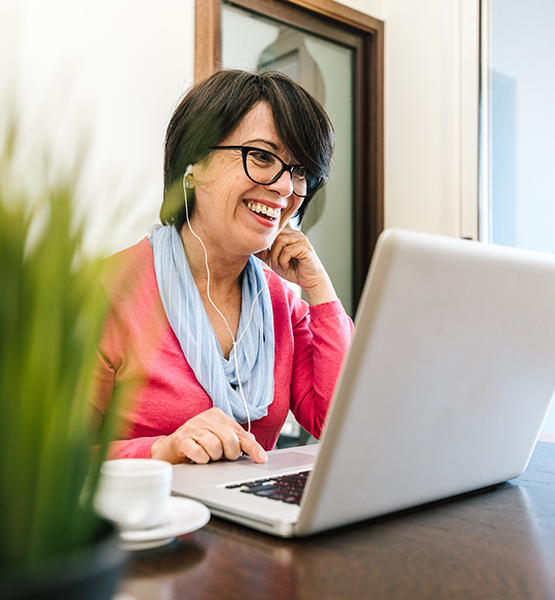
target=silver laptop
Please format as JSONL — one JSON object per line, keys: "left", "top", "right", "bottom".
{"left": 172, "top": 228, "right": 555, "bottom": 537}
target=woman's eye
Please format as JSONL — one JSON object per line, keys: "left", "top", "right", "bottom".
{"left": 292, "top": 166, "right": 307, "bottom": 179}
{"left": 250, "top": 151, "right": 275, "bottom": 165}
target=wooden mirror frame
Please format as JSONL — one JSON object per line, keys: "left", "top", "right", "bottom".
{"left": 195, "top": 0, "right": 384, "bottom": 311}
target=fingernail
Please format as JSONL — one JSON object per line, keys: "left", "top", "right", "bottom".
{"left": 258, "top": 449, "right": 268, "bottom": 463}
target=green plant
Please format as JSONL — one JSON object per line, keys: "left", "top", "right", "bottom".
{"left": 0, "top": 125, "right": 116, "bottom": 570}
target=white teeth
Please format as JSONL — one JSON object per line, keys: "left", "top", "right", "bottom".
{"left": 246, "top": 201, "right": 280, "bottom": 220}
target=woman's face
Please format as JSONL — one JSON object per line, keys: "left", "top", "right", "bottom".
{"left": 188, "top": 101, "right": 304, "bottom": 258}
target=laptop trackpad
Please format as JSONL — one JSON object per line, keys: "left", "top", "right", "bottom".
{"left": 243, "top": 450, "right": 315, "bottom": 474}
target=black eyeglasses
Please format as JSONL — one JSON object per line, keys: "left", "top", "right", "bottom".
{"left": 209, "top": 146, "right": 321, "bottom": 198}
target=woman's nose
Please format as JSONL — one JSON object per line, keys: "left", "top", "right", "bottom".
{"left": 265, "top": 170, "right": 294, "bottom": 197}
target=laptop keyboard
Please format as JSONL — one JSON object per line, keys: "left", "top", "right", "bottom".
{"left": 225, "top": 471, "right": 311, "bottom": 505}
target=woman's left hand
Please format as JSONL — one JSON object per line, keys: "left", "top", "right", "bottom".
{"left": 255, "top": 226, "right": 337, "bottom": 306}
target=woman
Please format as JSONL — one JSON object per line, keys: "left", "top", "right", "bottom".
{"left": 93, "top": 70, "right": 353, "bottom": 464}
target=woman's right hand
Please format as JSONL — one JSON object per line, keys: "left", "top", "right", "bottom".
{"left": 150, "top": 407, "right": 268, "bottom": 465}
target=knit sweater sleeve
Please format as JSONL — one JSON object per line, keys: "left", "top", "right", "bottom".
{"left": 287, "top": 297, "right": 354, "bottom": 439}
{"left": 90, "top": 238, "right": 169, "bottom": 459}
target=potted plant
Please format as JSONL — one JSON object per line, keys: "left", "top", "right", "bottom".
{"left": 0, "top": 126, "right": 127, "bottom": 599}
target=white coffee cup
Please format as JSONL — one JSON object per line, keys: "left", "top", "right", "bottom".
{"left": 94, "top": 459, "right": 173, "bottom": 530}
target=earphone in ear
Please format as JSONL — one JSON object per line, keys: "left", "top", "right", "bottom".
{"left": 183, "top": 164, "right": 193, "bottom": 189}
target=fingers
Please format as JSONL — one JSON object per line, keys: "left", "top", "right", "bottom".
{"left": 268, "top": 227, "right": 321, "bottom": 285}
{"left": 267, "top": 226, "right": 338, "bottom": 305}
{"left": 257, "top": 227, "right": 317, "bottom": 277}
{"left": 184, "top": 426, "right": 240, "bottom": 463}
{"left": 271, "top": 238, "right": 311, "bottom": 272}
{"left": 237, "top": 430, "right": 268, "bottom": 464}
{"left": 269, "top": 227, "right": 308, "bottom": 270}
{"left": 151, "top": 408, "right": 267, "bottom": 465}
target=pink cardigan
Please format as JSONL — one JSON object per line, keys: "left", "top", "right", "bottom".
{"left": 92, "top": 237, "right": 353, "bottom": 458}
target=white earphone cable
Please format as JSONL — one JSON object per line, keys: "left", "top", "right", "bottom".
{"left": 183, "top": 171, "right": 271, "bottom": 433}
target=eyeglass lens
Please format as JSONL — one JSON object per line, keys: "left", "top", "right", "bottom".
{"left": 245, "top": 149, "right": 310, "bottom": 197}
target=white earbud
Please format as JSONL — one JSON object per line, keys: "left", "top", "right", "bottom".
{"left": 183, "top": 165, "right": 193, "bottom": 191}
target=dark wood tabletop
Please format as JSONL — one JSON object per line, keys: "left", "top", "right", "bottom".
{"left": 120, "top": 441, "right": 555, "bottom": 600}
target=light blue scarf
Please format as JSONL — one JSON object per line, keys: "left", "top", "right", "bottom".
{"left": 148, "top": 225, "right": 275, "bottom": 424}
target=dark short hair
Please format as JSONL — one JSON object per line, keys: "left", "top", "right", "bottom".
{"left": 160, "top": 69, "right": 335, "bottom": 230}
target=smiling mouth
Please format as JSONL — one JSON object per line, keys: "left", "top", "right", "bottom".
{"left": 244, "top": 200, "right": 281, "bottom": 221}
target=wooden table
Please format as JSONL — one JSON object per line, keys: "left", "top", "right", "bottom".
{"left": 120, "top": 441, "right": 555, "bottom": 600}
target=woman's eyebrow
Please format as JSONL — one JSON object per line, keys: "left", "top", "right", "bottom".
{"left": 243, "top": 138, "right": 280, "bottom": 150}
{"left": 243, "top": 138, "right": 299, "bottom": 164}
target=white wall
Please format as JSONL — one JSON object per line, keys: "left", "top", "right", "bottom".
{"left": 341, "top": 0, "right": 479, "bottom": 241}
{"left": 491, "top": 0, "right": 555, "bottom": 254}
{"left": 0, "top": 0, "right": 195, "bottom": 256}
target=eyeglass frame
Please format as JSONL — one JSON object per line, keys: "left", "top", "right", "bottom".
{"left": 208, "top": 145, "right": 322, "bottom": 198}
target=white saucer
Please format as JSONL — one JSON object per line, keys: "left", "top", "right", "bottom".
{"left": 119, "top": 496, "right": 210, "bottom": 550}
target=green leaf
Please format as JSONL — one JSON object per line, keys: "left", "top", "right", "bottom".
{"left": 0, "top": 123, "right": 121, "bottom": 568}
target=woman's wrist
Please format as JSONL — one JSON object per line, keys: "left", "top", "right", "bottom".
{"left": 303, "top": 274, "right": 338, "bottom": 306}
{"left": 150, "top": 436, "right": 168, "bottom": 460}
